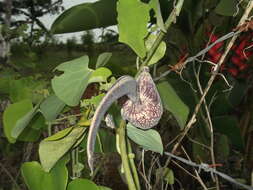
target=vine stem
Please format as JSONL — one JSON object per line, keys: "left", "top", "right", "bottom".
{"left": 139, "top": 0, "right": 185, "bottom": 69}
{"left": 115, "top": 1, "right": 185, "bottom": 189}
{"left": 127, "top": 139, "right": 141, "bottom": 190}
{"left": 164, "top": 0, "right": 253, "bottom": 170}
{"left": 117, "top": 120, "right": 137, "bottom": 190}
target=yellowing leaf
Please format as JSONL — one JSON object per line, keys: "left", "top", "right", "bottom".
{"left": 78, "top": 119, "right": 91, "bottom": 127}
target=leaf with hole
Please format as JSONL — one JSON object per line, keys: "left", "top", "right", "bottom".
{"left": 149, "top": 0, "right": 166, "bottom": 32}
{"left": 51, "top": 56, "right": 93, "bottom": 106}
{"left": 127, "top": 123, "right": 163, "bottom": 154}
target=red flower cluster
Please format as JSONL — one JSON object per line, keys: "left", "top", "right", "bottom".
{"left": 206, "top": 31, "right": 253, "bottom": 78}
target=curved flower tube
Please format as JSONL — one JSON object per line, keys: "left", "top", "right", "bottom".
{"left": 87, "top": 67, "right": 163, "bottom": 174}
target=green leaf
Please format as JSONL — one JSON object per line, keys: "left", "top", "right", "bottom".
{"left": 127, "top": 123, "right": 163, "bottom": 154}
{"left": 215, "top": 0, "right": 237, "bottom": 16}
{"left": 51, "top": 56, "right": 93, "bottom": 106}
{"left": 117, "top": 0, "right": 150, "bottom": 58}
{"left": 149, "top": 0, "right": 166, "bottom": 32}
{"left": 98, "top": 186, "right": 112, "bottom": 190}
{"left": 67, "top": 179, "right": 98, "bottom": 190}
{"left": 192, "top": 136, "right": 210, "bottom": 162}
{"left": 45, "top": 127, "right": 74, "bottom": 141}
{"left": 8, "top": 77, "right": 47, "bottom": 103}
{"left": 21, "top": 157, "right": 69, "bottom": 190}
{"left": 228, "top": 81, "right": 247, "bottom": 106}
{"left": 40, "top": 95, "right": 66, "bottom": 121}
{"left": 51, "top": 0, "right": 117, "bottom": 34}
{"left": 11, "top": 102, "right": 41, "bottom": 138}
{"left": 156, "top": 167, "right": 174, "bottom": 184}
{"left": 163, "top": 168, "right": 174, "bottom": 184}
{"left": 9, "top": 80, "right": 33, "bottom": 102}
{"left": 216, "top": 134, "right": 230, "bottom": 160}
{"left": 3, "top": 99, "right": 33, "bottom": 143}
{"left": 80, "top": 128, "right": 116, "bottom": 154}
{"left": 157, "top": 81, "right": 189, "bottom": 129}
{"left": 213, "top": 116, "right": 244, "bottom": 150}
{"left": 145, "top": 34, "right": 166, "bottom": 65}
{"left": 18, "top": 114, "right": 45, "bottom": 142}
{"left": 88, "top": 67, "right": 112, "bottom": 83}
{"left": 96, "top": 52, "right": 112, "bottom": 68}
{"left": 0, "top": 76, "right": 12, "bottom": 94}
{"left": 39, "top": 127, "right": 86, "bottom": 172}
{"left": 81, "top": 94, "right": 105, "bottom": 108}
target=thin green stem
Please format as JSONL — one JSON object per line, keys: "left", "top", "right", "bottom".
{"left": 71, "top": 149, "right": 76, "bottom": 178}
{"left": 47, "top": 122, "right": 52, "bottom": 136}
{"left": 116, "top": 1, "right": 185, "bottom": 189}
{"left": 117, "top": 120, "right": 137, "bottom": 190}
{"left": 127, "top": 139, "right": 141, "bottom": 190}
{"left": 140, "top": 0, "right": 185, "bottom": 69}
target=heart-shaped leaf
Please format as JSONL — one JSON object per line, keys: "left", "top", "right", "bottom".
{"left": 40, "top": 95, "right": 65, "bottom": 121}
{"left": 3, "top": 99, "right": 36, "bottom": 143}
{"left": 117, "top": 0, "right": 150, "bottom": 58}
{"left": 127, "top": 123, "right": 163, "bottom": 154}
{"left": 51, "top": 56, "right": 93, "bottom": 106}
{"left": 67, "top": 179, "right": 98, "bottom": 190}
{"left": 21, "top": 157, "right": 69, "bottom": 190}
{"left": 88, "top": 67, "right": 112, "bottom": 83}
{"left": 11, "top": 102, "right": 41, "bottom": 138}
{"left": 18, "top": 114, "right": 45, "bottom": 142}
{"left": 157, "top": 81, "right": 189, "bottom": 129}
{"left": 39, "top": 127, "right": 86, "bottom": 172}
